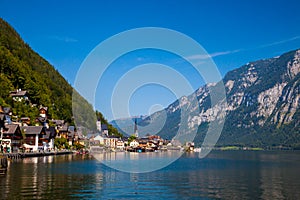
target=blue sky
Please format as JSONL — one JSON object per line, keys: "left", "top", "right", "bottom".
{"left": 1, "top": 0, "right": 300, "bottom": 120}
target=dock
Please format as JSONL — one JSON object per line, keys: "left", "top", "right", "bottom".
{"left": 1, "top": 150, "right": 75, "bottom": 160}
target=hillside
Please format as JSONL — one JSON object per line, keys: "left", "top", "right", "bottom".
{"left": 0, "top": 18, "right": 120, "bottom": 134}
{"left": 114, "top": 49, "right": 300, "bottom": 149}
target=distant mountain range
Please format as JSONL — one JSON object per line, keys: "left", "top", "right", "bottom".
{"left": 111, "top": 49, "right": 300, "bottom": 149}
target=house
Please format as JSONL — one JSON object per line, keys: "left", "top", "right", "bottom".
{"left": 10, "top": 89, "right": 29, "bottom": 102}
{"left": 3, "top": 107, "right": 12, "bottom": 124}
{"left": 138, "top": 140, "right": 148, "bottom": 149}
{"left": 36, "top": 116, "right": 49, "bottom": 128}
{"left": 40, "top": 127, "right": 57, "bottom": 151}
{"left": 39, "top": 106, "right": 48, "bottom": 118}
{"left": 20, "top": 117, "right": 31, "bottom": 126}
{"left": 74, "top": 131, "right": 86, "bottom": 147}
{"left": 129, "top": 139, "right": 139, "bottom": 148}
{"left": 2, "top": 124, "right": 23, "bottom": 153}
{"left": 67, "top": 126, "right": 75, "bottom": 146}
{"left": 50, "top": 119, "right": 64, "bottom": 128}
{"left": 58, "top": 125, "right": 68, "bottom": 138}
{"left": 0, "top": 111, "right": 6, "bottom": 152}
{"left": 116, "top": 140, "right": 125, "bottom": 150}
{"left": 2, "top": 107, "right": 12, "bottom": 116}
{"left": 104, "top": 135, "right": 119, "bottom": 149}
{"left": 92, "top": 134, "right": 105, "bottom": 146}
{"left": 21, "top": 126, "right": 45, "bottom": 152}
{"left": 101, "top": 124, "right": 108, "bottom": 136}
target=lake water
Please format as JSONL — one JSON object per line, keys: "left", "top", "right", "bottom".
{"left": 1, "top": 151, "right": 300, "bottom": 199}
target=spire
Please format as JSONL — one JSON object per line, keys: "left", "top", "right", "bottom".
{"left": 134, "top": 118, "right": 138, "bottom": 138}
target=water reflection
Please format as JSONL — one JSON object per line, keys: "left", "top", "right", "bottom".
{"left": 0, "top": 151, "right": 300, "bottom": 199}
{"left": 92, "top": 151, "right": 183, "bottom": 173}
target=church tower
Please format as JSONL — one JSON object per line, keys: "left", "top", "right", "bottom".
{"left": 134, "top": 118, "right": 138, "bottom": 138}
{"left": 96, "top": 119, "right": 102, "bottom": 132}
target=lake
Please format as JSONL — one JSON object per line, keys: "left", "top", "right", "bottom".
{"left": 1, "top": 151, "right": 300, "bottom": 199}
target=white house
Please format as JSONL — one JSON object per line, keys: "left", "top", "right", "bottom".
{"left": 93, "top": 135, "right": 105, "bottom": 146}
{"left": 104, "top": 137, "right": 119, "bottom": 149}
{"left": 116, "top": 140, "right": 125, "bottom": 150}
{"left": 129, "top": 139, "right": 139, "bottom": 148}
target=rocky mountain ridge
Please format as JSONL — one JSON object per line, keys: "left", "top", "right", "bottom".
{"left": 113, "top": 49, "right": 300, "bottom": 148}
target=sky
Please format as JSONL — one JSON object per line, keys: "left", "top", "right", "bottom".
{"left": 1, "top": 0, "right": 300, "bottom": 121}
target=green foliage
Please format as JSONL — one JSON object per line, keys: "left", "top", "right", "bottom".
{"left": 72, "top": 91, "right": 96, "bottom": 130}
{"left": 0, "top": 18, "right": 108, "bottom": 131}
{"left": 12, "top": 102, "right": 39, "bottom": 124}
{"left": 73, "top": 142, "right": 85, "bottom": 150}
{"left": 127, "top": 135, "right": 137, "bottom": 144}
{"left": 54, "top": 137, "right": 70, "bottom": 149}
{"left": 96, "top": 111, "right": 123, "bottom": 137}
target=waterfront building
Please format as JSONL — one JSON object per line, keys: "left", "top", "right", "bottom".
{"left": 2, "top": 124, "right": 23, "bottom": 153}
{"left": 129, "top": 139, "right": 139, "bottom": 148}
{"left": 21, "top": 126, "right": 45, "bottom": 152}
{"left": 116, "top": 140, "right": 125, "bottom": 150}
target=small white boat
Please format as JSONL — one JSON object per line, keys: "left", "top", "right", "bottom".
{"left": 193, "top": 148, "right": 201, "bottom": 152}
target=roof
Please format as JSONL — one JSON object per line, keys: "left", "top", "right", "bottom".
{"left": 77, "top": 132, "right": 85, "bottom": 139}
{"left": 21, "top": 117, "right": 30, "bottom": 121}
{"left": 46, "top": 127, "right": 56, "bottom": 138}
{"left": 51, "top": 119, "right": 64, "bottom": 126}
{"left": 3, "top": 107, "right": 12, "bottom": 114}
{"left": 39, "top": 106, "right": 48, "bottom": 111}
{"left": 59, "top": 125, "right": 68, "bottom": 132}
{"left": 68, "top": 126, "right": 75, "bottom": 132}
{"left": 107, "top": 135, "right": 119, "bottom": 139}
{"left": 10, "top": 90, "right": 27, "bottom": 97}
{"left": 42, "top": 131, "right": 51, "bottom": 139}
{"left": 36, "top": 117, "right": 47, "bottom": 123}
{"left": 22, "top": 126, "right": 44, "bottom": 135}
{"left": 101, "top": 124, "right": 108, "bottom": 130}
{"left": 94, "top": 135, "right": 105, "bottom": 140}
{"left": 3, "top": 124, "right": 19, "bottom": 134}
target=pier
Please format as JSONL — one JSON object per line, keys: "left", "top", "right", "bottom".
{"left": 1, "top": 150, "right": 75, "bottom": 160}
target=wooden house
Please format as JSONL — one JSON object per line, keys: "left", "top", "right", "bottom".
{"left": 10, "top": 89, "right": 29, "bottom": 102}
{"left": 21, "top": 126, "right": 45, "bottom": 152}
{"left": 39, "top": 106, "right": 48, "bottom": 118}
{"left": 2, "top": 124, "right": 23, "bottom": 153}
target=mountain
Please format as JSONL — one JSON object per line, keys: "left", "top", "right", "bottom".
{"left": 114, "top": 49, "right": 300, "bottom": 149}
{"left": 0, "top": 18, "right": 103, "bottom": 132}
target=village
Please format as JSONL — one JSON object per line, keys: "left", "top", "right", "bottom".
{"left": 0, "top": 89, "right": 87, "bottom": 154}
{"left": 89, "top": 118, "right": 196, "bottom": 153}
{"left": 0, "top": 89, "right": 196, "bottom": 156}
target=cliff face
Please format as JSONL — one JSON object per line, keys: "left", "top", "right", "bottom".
{"left": 195, "top": 49, "right": 300, "bottom": 147}
{"left": 115, "top": 49, "right": 300, "bottom": 148}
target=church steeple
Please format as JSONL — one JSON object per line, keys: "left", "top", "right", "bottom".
{"left": 134, "top": 118, "right": 138, "bottom": 138}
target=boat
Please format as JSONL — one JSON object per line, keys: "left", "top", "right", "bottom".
{"left": 193, "top": 148, "right": 201, "bottom": 152}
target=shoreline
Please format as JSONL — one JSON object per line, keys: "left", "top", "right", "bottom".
{"left": 1, "top": 150, "right": 75, "bottom": 159}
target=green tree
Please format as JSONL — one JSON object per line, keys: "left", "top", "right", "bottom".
{"left": 127, "top": 135, "right": 137, "bottom": 144}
